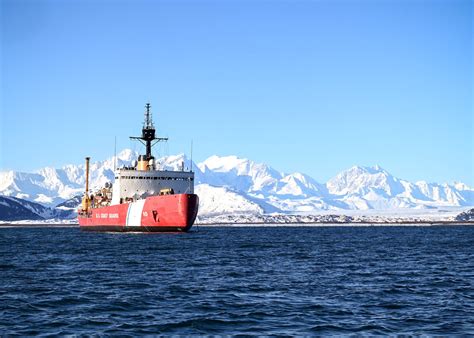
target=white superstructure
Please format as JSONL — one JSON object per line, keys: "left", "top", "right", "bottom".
{"left": 111, "top": 168, "right": 194, "bottom": 205}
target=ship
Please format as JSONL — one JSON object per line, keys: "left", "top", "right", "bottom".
{"left": 78, "top": 103, "right": 199, "bottom": 232}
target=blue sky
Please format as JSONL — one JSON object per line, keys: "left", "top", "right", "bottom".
{"left": 1, "top": 0, "right": 472, "bottom": 185}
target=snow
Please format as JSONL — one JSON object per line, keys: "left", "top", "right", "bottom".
{"left": 1, "top": 149, "right": 473, "bottom": 220}
{"left": 195, "top": 206, "right": 468, "bottom": 225}
{"left": 0, "top": 219, "right": 78, "bottom": 226}
{"left": 195, "top": 184, "right": 263, "bottom": 216}
{"left": 35, "top": 194, "right": 53, "bottom": 204}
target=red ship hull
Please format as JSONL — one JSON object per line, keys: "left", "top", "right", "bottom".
{"left": 78, "top": 194, "right": 199, "bottom": 232}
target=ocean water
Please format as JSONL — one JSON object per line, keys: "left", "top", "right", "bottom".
{"left": 0, "top": 225, "right": 473, "bottom": 335}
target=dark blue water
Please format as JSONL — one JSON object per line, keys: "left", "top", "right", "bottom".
{"left": 1, "top": 226, "right": 473, "bottom": 335}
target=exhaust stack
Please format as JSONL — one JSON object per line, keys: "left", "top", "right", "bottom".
{"left": 85, "top": 157, "right": 90, "bottom": 194}
{"left": 82, "top": 157, "right": 91, "bottom": 211}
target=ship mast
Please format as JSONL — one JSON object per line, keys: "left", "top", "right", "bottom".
{"left": 130, "top": 103, "right": 168, "bottom": 161}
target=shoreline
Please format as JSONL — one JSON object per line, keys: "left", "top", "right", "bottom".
{"left": 196, "top": 221, "right": 474, "bottom": 226}
{"left": 0, "top": 221, "right": 472, "bottom": 227}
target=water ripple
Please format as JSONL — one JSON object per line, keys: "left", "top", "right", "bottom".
{"left": 1, "top": 226, "right": 473, "bottom": 335}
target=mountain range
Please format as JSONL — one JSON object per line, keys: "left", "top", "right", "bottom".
{"left": 0, "top": 149, "right": 473, "bottom": 221}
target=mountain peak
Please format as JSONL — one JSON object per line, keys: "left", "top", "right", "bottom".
{"left": 347, "top": 165, "right": 388, "bottom": 175}
{"left": 1, "top": 151, "right": 473, "bottom": 216}
{"left": 328, "top": 165, "right": 399, "bottom": 197}
{"left": 373, "top": 164, "right": 383, "bottom": 171}
{"left": 117, "top": 148, "right": 138, "bottom": 161}
{"left": 201, "top": 155, "right": 251, "bottom": 172}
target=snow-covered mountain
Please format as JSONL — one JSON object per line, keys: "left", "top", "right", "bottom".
{"left": 0, "top": 149, "right": 473, "bottom": 221}
{"left": 198, "top": 155, "right": 327, "bottom": 199}
{"left": 326, "top": 165, "right": 474, "bottom": 210}
{"left": 0, "top": 195, "right": 75, "bottom": 221}
{"left": 0, "top": 149, "right": 138, "bottom": 207}
{"left": 0, "top": 196, "right": 45, "bottom": 221}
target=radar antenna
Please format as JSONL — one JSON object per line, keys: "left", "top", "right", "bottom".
{"left": 130, "top": 102, "right": 168, "bottom": 160}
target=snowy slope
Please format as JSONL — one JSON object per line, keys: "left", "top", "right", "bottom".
{"left": 0, "top": 195, "right": 75, "bottom": 221}
{"left": 195, "top": 184, "right": 265, "bottom": 216}
{"left": 326, "top": 165, "right": 474, "bottom": 210}
{"left": 199, "top": 155, "right": 282, "bottom": 193}
{"left": 198, "top": 155, "right": 326, "bottom": 198}
{"left": 0, "top": 196, "right": 45, "bottom": 221}
{"left": 1, "top": 150, "right": 473, "bottom": 220}
{"left": 0, "top": 149, "right": 138, "bottom": 206}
